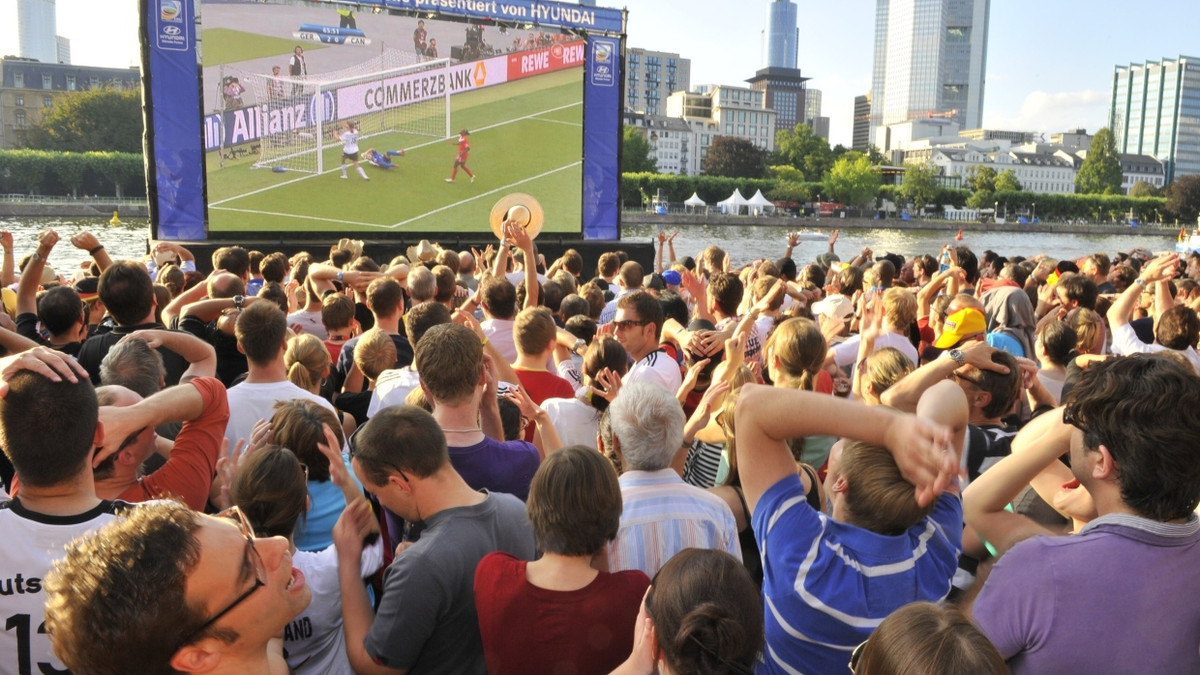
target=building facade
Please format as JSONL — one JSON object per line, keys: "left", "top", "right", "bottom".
{"left": 928, "top": 146, "right": 1075, "bottom": 194}
{"left": 0, "top": 57, "right": 141, "bottom": 149}
{"left": 667, "top": 84, "right": 777, "bottom": 176}
{"left": 803, "top": 88, "right": 829, "bottom": 140}
{"left": 1110, "top": 55, "right": 1200, "bottom": 182}
{"left": 623, "top": 111, "right": 692, "bottom": 175}
{"left": 869, "top": 0, "right": 990, "bottom": 149}
{"left": 745, "top": 67, "right": 806, "bottom": 139}
{"left": 1118, "top": 153, "right": 1165, "bottom": 193}
{"left": 853, "top": 93, "right": 872, "bottom": 150}
{"left": 16, "top": 0, "right": 58, "bottom": 64}
{"left": 763, "top": 0, "right": 799, "bottom": 69}
{"left": 624, "top": 48, "right": 690, "bottom": 117}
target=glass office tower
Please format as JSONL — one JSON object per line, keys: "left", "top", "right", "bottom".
{"left": 1111, "top": 56, "right": 1200, "bottom": 182}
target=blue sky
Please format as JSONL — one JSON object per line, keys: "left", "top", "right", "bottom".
{"left": 3, "top": 0, "right": 1198, "bottom": 146}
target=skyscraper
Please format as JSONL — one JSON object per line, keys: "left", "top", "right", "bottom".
{"left": 869, "top": 0, "right": 990, "bottom": 147}
{"left": 16, "top": 0, "right": 58, "bottom": 64}
{"left": 1111, "top": 56, "right": 1200, "bottom": 182}
{"left": 763, "top": 0, "right": 798, "bottom": 69}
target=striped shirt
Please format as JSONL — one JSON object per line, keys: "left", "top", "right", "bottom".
{"left": 682, "top": 439, "right": 724, "bottom": 489}
{"left": 607, "top": 469, "right": 741, "bottom": 577}
{"left": 624, "top": 348, "right": 682, "bottom": 395}
{"left": 754, "top": 473, "right": 961, "bottom": 675}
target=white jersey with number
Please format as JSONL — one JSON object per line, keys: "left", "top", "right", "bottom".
{"left": 341, "top": 130, "right": 360, "bottom": 155}
{"left": 0, "top": 498, "right": 126, "bottom": 675}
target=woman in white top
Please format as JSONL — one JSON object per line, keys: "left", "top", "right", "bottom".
{"left": 542, "top": 337, "right": 628, "bottom": 449}
{"left": 335, "top": 121, "right": 369, "bottom": 180}
{"left": 232, "top": 443, "right": 383, "bottom": 675}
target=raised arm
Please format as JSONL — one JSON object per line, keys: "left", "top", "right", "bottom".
{"left": 735, "top": 382, "right": 957, "bottom": 516}
{"left": 163, "top": 275, "right": 211, "bottom": 327}
{"left": 0, "top": 231, "right": 13, "bottom": 287}
{"left": 118, "top": 329, "right": 217, "bottom": 382}
{"left": 71, "top": 231, "right": 114, "bottom": 273}
{"left": 17, "top": 229, "right": 58, "bottom": 317}
{"left": 181, "top": 294, "right": 262, "bottom": 323}
{"left": 1108, "top": 252, "right": 1177, "bottom": 329}
{"left": 880, "top": 340, "right": 1006, "bottom": 413}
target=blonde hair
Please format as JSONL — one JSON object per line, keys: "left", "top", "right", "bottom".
{"left": 285, "top": 333, "right": 329, "bottom": 393}
{"left": 882, "top": 287, "right": 917, "bottom": 331}
{"left": 864, "top": 347, "right": 915, "bottom": 402}
{"left": 765, "top": 317, "right": 827, "bottom": 391}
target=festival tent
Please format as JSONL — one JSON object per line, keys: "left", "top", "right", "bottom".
{"left": 747, "top": 189, "right": 776, "bottom": 216}
{"left": 684, "top": 192, "right": 707, "bottom": 213}
{"left": 718, "top": 189, "right": 750, "bottom": 215}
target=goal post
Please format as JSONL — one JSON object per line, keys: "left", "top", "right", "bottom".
{"left": 237, "top": 56, "right": 452, "bottom": 174}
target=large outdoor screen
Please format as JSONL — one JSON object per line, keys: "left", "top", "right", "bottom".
{"left": 141, "top": 0, "right": 624, "bottom": 241}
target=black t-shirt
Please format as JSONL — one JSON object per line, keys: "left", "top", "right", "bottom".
{"left": 15, "top": 312, "right": 81, "bottom": 356}
{"left": 965, "top": 423, "right": 1019, "bottom": 481}
{"left": 179, "top": 315, "right": 247, "bottom": 387}
{"left": 77, "top": 322, "right": 189, "bottom": 385}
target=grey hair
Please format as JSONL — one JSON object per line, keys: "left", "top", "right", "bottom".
{"left": 608, "top": 381, "right": 685, "bottom": 472}
{"left": 408, "top": 266, "right": 436, "bottom": 303}
{"left": 99, "top": 339, "right": 165, "bottom": 398}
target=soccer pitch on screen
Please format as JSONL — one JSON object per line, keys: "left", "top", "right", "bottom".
{"left": 206, "top": 68, "right": 583, "bottom": 234}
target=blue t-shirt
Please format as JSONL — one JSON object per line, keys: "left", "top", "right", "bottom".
{"left": 753, "top": 473, "right": 962, "bottom": 674}
{"left": 296, "top": 454, "right": 363, "bottom": 552}
{"left": 986, "top": 331, "right": 1025, "bottom": 358}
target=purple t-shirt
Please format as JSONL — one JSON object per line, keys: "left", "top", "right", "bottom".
{"left": 972, "top": 514, "right": 1200, "bottom": 674}
{"left": 449, "top": 436, "right": 540, "bottom": 501}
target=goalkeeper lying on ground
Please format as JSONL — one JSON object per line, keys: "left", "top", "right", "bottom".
{"left": 364, "top": 148, "right": 406, "bottom": 169}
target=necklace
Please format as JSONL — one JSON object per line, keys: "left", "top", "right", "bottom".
{"left": 441, "top": 426, "right": 482, "bottom": 433}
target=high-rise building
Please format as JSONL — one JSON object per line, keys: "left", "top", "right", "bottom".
{"left": 624, "top": 47, "right": 690, "bottom": 117}
{"left": 869, "top": 0, "right": 990, "bottom": 149}
{"left": 667, "top": 84, "right": 776, "bottom": 175}
{"left": 1110, "top": 56, "right": 1200, "bottom": 182}
{"left": 746, "top": 67, "right": 807, "bottom": 137}
{"left": 54, "top": 35, "right": 69, "bottom": 65}
{"left": 852, "top": 93, "right": 872, "bottom": 150}
{"left": 763, "top": 0, "right": 798, "bottom": 69}
{"left": 16, "top": 0, "right": 58, "bottom": 64}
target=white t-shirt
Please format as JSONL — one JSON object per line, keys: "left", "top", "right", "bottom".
{"left": 286, "top": 539, "right": 385, "bottom": 675}
{"left": 287, "top": 309, "right": 328, "bottom": 340}
{"left": 1110, "top": 322, "right": 1200, "bottom": 374}
{"left": 542, "top": 396, "right": 601, "bottom": 449}
{"left": 831, "top": 331, "right": 920, "bottom": 377}
{"left": 624, "top": 348, "right": 682, "bottom": 394}
{"left": 224, "top": 381, "right": 338, "bottom": 452}
{"left": 0, "top": 500, "right": 124, "bottom": 674}
{"left": 341, "top": 130, "right": 360, "bottom": 154}
{"left": 481, "top": 318, "right": 517, "bottom": 364}
{"left": 368, "top": 366, "right": 421, "bottom": 418}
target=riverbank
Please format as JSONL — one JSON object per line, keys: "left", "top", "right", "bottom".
{"left": 0, "top": 202, "right": 149, "bottom": 218}
{"left": 623, "top": 212, "right": 1178, "bottom": 238}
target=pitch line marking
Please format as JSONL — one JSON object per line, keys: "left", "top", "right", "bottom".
{"left": 207, "top": 206, "right": 396, "bottom": 230}
{"left": 386, "top": 161, "right": 581, "bottom": 229}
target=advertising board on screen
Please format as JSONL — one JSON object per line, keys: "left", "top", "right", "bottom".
{"left": 141, "top": 0, "right": 624, "bottom": 241}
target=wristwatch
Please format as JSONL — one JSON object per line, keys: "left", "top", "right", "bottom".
{"left": 572, "top": 338, "right": 586, "bottom": 355}
{"left": 1134, "top": 277, "right": 1147, "bottom": 287}
{"left": 232, "top": 295, "right": 245, "bottom": 310}
{"left": 948, "top": 348, "right": 966, "bottom": 366}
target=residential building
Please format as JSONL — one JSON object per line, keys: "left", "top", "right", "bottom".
{"left": 0, "top": 57, "right": 140, "bottom": 149}
{"left": 928, "top": 146, "right": 1075, "bottom": 194}
{"left": 16, "top": 0, "right": 58, "bottom": 64}
{"left": 623, "top": 111, "right": 692, "bottom": 175}
{"left": 1051, "top": 128, "right": 1092, "bottom": 150}
{"left": 763, "top": 0, "right": 799, "bottom": 69}
{"left": 1110, "top": 55, "right": 1200, "bottom": 182}
{"left": 852, "top": 93, "right": 872, "bottom": 151}
{"left": 745, "top": 67, "right": 806, "bottom": 138}
{"left": 869, "top": 0, "right": 991, "bottom": 149}
{"left": 958, "top": 128, "right": 1037, "bottom": 144}
{"left": 624, "top": 48, "right": 690, "bottom": 117}
{"left": 667, "top": 84, "right": 777, "bottom": 176}
{"left": 1118, "top": 153, "right": 1165, "bottom": 194}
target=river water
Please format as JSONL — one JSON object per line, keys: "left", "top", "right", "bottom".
{"left": 0, "top": 216, "right": 1178, "bottom": 272}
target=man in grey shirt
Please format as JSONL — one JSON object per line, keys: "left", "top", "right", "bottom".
{"left": 333, "top": 405, "right": 536, "bottom": 675}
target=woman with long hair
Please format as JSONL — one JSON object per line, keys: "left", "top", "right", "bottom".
{"left": 542, "top": 337, "right": 629, "bottom": 449}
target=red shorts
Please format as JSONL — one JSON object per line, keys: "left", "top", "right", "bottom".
{"left": 456, "top": 152, "right": 469, "bottom": 163}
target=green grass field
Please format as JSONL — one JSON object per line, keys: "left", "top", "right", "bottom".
{"left": 201, "top": 28, "right": 327, "bottom": 67}
{"left": 206, "top": 67, "right": 584, "bottom": 234}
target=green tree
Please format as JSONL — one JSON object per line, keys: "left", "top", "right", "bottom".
{"left": 774, "top": 123, "right": 833, "bottom": 181}
{"left": 1075, "top": 127, "right": 1124, "bottom": 195}
{"left": 964, "top": 165, "right": 997, "bottom": 193}
{"left": 19, "top": 86, "right": 143, "bottom": 153}
{"left": 967, "top": 188, "right": 995, "bottom": 210}
{"left": 769, "top": 165, "right": 805, "bottom": 183}
{"left": 994, "top": 169, "right": 1023, "bottom": 192}
{"left": 900, "top": 163, "right": 938, "bottom": 211}
{"left": 1166, "top": 175, "right": 1200, "bottom": 224}
{"left": 823, "top": 152, "right": 881, "bottom": 208}
{"left": 622, "top": 126, "right": 657, "bottom": 173}
{"left": 1128, "top": 179, "right": 1159, "bottom": 198}
{"left": 703, "top": 136, "right": 767, "bottom": 179}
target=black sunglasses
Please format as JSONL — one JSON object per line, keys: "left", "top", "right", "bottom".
{"left": 611, "top": 318, "right": 651, "bottom": 330}
{"left": 177, "top": 507, "right": 266, "bottom": 648}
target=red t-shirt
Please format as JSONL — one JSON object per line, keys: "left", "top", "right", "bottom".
{"left": 475, "top": 552, "right": 650, "bottom": 675}
{"left": 514, "top": 367, "right": 575, "bottom": 442}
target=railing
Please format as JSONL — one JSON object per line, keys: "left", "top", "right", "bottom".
{"left": 0, "top": 194, "right": 147, "bottom": 206}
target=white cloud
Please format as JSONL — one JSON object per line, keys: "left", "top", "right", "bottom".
{"left": 984, "top": 90, "right": 1110, "bottom": 136}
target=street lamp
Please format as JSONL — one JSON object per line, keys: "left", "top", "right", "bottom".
{"left": 1032, "top": 202, "right": 1036, "bottom": 221}
{"left": 994, "top": 201, "right": 998, "bottom": 221}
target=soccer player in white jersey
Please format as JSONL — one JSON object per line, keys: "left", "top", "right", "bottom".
{"left": 336, "top": 121, "right": 369, "bottom": 181}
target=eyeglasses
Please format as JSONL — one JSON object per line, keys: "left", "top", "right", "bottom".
{"left": 1062, "top": 406, "right": 1085, "bottom": 431}
{"left": 611, "top": 318, "right": 651, "bottom": 331}
{"left": 952, "top": 371, "right": 981, "bottom": 388}
{"left": 177, "top": 507, "right": 266, "bottom": 647}
{"left": 849, "top": 638, "right": 868, "bottom": 672}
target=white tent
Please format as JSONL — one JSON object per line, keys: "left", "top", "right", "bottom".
{"left": 747, "top": 189, "right": 776, "bottom": 216}
{"left": 718, "top": 189, "right": 750, "bottom": 215}
{"left": 684, "top": 192, "right": 707, "bottom": 213}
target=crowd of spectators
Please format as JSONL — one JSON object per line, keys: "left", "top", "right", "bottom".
{"left": 0, "top": 222, "right": 1195, "bottom": 674}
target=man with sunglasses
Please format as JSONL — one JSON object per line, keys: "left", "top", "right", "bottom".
{"left": 45, "top": 501, "right": 311, "bottom": 675}
{"left": 614, "top": 291, "right": 682, "bottom": 394}
{"left": 972, "top": 354, "right": 1200, "bottom": 673}
{"left": 0, "top": 347, "right": 129, "bottom": 673}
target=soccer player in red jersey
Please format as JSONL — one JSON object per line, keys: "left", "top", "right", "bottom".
{"left": 445, "top": 129, "right": 475, "bottom": 183}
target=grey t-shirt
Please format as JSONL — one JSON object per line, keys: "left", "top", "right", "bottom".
{"left": 365, "top": 491, "right": 536, "bottom": 674}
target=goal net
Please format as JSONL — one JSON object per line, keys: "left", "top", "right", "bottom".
{"left": 233, "top": 52, "right": 451, "bottom": 174}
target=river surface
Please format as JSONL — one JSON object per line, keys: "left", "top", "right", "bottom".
{"left": 0, "top": 216, "right": 1178, "bottom": 271}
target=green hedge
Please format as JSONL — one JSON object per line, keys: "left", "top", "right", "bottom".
{"left": 0, "top": 149, "right": 146, "bottom": 198}
{"left": 622, "top": 172, "right": 1172, "bottom": 223}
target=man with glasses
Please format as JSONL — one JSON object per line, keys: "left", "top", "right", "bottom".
{"left": 0, "top": 347, "right": 131, "bottom": 673}
{"left": 972, "top": 354, "right": 1200, "bottom": 673}
{"left": 614, "top": 291, "right": 681, "bottom": 393}
{"left": 45, "top": 501, "right": 311, "bottom": 675}
{"left": 333, "top": 404, "right": 536, "bottom": 674}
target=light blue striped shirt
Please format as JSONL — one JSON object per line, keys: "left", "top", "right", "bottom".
{"left": 607, "top": 469, "right": 742, "bottom": 578}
